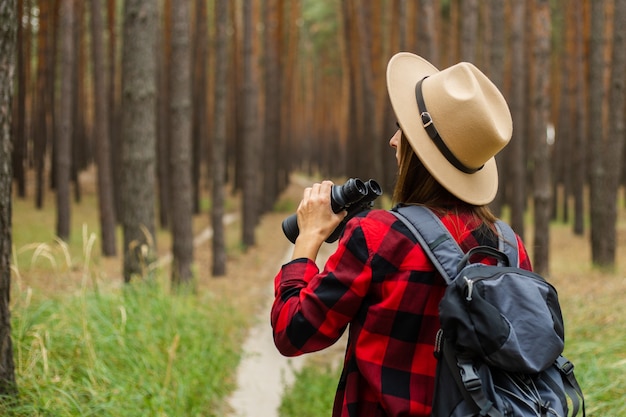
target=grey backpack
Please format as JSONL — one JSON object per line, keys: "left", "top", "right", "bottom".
{"left": 391, "top": 205, "right": 585, "bottom": 417}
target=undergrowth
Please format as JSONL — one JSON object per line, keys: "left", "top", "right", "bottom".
{"left": 3, "top": 278, "right": 244, "bottom": 416}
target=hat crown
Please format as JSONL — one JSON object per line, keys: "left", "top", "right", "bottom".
{"left": 421, "top": 62, "right": 512, "bottom": 170}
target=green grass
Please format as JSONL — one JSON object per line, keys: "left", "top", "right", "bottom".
{"left": 279, "top": 365, "right": 339, "bottom": 417}
{"left": 6, "top": 173, "right": 253, "bottom": 416}
{"left": 2, "top": 279, "right": 245, "bottom": 416}
{"left": 559, "top": 277, "right": 626, "bottom": 416}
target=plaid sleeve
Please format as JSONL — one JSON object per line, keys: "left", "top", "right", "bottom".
{"left": 271, "top": 217, "right": 373, "bottom": 357}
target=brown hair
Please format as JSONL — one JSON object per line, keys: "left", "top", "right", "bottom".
{"left": 392, "top": 133, "right": 497, "bottom": 224}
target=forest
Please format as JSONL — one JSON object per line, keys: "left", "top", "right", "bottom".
{"left": 0, "top": 0, "right": 625, "bottom": 407}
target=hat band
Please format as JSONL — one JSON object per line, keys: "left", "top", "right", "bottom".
{"left": 415, "top": 77, "right": 483, "bottom": 174}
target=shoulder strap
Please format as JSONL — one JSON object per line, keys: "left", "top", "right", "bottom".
{"left": 494, "top": 220, "right": 520, "bottom": 267}
{"left": 556, "top": 356, "right": 587, "bottom": 417}
{"left": 391, "top": 205, "right": 518, "bottom": 284}
{"left": 390, "top": 205, "right": 463, "bottom": 285}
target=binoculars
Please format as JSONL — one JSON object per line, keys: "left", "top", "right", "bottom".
{"left": 282, "top": 178, "right": 383, "bottom": 244}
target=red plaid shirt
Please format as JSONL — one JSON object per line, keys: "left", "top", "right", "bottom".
{"left": 271, "top": 208, "right": 531, "bottom": 417}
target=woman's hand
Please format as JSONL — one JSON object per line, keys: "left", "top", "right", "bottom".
{"left": 291, "top": 181, "right": 347, "bottom": 260}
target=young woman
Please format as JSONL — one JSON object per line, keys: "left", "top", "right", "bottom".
{"left": 270, "top": 52, "right": 532, "bottom": 417}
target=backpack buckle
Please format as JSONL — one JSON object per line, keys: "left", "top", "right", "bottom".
{"left": 556, "top": 356, "right": 575, "bottom": 375}
{"left": 458, "top": 361, "right": 482, "bottom": 392}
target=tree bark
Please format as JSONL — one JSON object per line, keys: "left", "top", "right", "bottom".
{"left": 71, "top": 0, "right": 87, "bottom": 203}
{"left": 588, "top": 1, "right": 608, "bottom": 267}
{"left": 590, "top": 0, "right": 625, "bottom": 268}
{"left": 554, "top": 0, "right": 575, "bottom": 224}
{"left": 34, "top": 0, "right": 53, "bottom": 209}
{"left": 279, "top": 0, "right": 300, "bottom": 191}
{"left": 354, "top": 0, "right": 381, "bottom": 181}
{"left": 241, "top": 0, "right": 260, "bottom": 248}
{"left": 417, "top": 0, "right": 439, "bottom": 65}
{"left": 509, "top": 0, "right": 527, "bottom": 239}
{"left": 56, "top": 0, "right": 76, "bottom": 240}
{"left": 0, "top": 0, "right": 17, "bottom": 396}
{"left": 191, "top": 0, "right": 208, "bottom": 215}
{"left": 211, "top": 0, "right": 230, "bottom": 276}
{"left": 90, "top": 0, "right": 117, "bottom": 257}
{"left": 531, "top": 0, "right": 552, "bottom": 275}
{"left": 572, "top": 0, "right": 586, "bottom": 235}
{"left": 487, "top": 0, "right": 506, "bottom": 216}
{"left": 108, "top": 0, "right": 122, "bottom": 222}
{"left": 169, "top": 0, "right": 194, "bottom": 286}
{"left": 262, "top": 0, "right": 282, "bottom": 212}
{"left": 156, "top": 0, "right": 171, "bottom": 229}
{"left": 459, "top": 0, "right": 478, "bottom": 63}
{"left": 120, "top": 0, "right": 158, "bottom": 282}
{"left": 12, "top": 0, "right": 26, "bottom": 198}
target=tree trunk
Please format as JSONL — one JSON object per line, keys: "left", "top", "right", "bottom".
{"left": 56, "top": 0, "right": 75, "bottom": 241}
{"left": 169, "top": 0, "right": 194, "bottom": 286}
{"left": 0, "top": 0, "right": 17, "bottom": 396}
{"left": 446, "top": 0, "right": 460, "bottom": 66}
{"left": 607, "top": 0, "right": 626, "bottom": 219}
{"left": 12, "top": 0, "right": 26, "bottom": 198}
{"left": 588, "top": 1, "right": 608, "bottom": 267}
{"left": 191, "top": 0, "right": 208, "bottom": 215}
{"left": 572, "top": 0, "right": 586, "bottom": 235}
{"left": 34, "top": 0, "right": 53, "bottom": 209}
{"left": 120, "top": 0, "right": 158, "bottom": 282}
{"left": 354, "top": 0, "right": 381, "bottom": 180}
{"left": 90, "top": 0, "right": 117, "bottom": 256}
{"left": 71, "top": 0, "right": 86, "bottom": 203}
{"left": 509, "top": 0, "right": 527, "bottom": 239}
{"left": 157, "top": 0, "right": 171, "bottom": 229}
{"left": 487, "top": 0, "right": 506, "bottom": 216}
{"left": 108, "top": 0, "right": 122, "bottom": 223}
{"left": 341, "top": 0, "right": 359, "bottom": 177}
{"left": 279, "top": 0, "right": 300, "bottom": 191}
{"left": 554, "top": 0, "right": 575, "bottom": 224}
{"left": 590, "top": 0, "right": 625, "bottom": 268}
{"left": 531, "top": 0, "right": 551, "bottom": 275}
{"left": 392, "top": 0, "right": 407, "bottom": 51}
{"left": 262, "top": 0, "right": 282, "bottom": 212}
{"left": 212, "top": 0, "right": 230, "bottom": 277}
{"left": 417, "top": 0, "right": 439, "bottom": 65}
{"left": 459, "top": 0, "right": 478, "bottom": 63}
{"left": 241, "top": 0, "right": 260, "bottom": 248}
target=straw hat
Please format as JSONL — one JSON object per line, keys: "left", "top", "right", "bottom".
{"left": 386, "top": 52, "right": 512, "bottom": 205}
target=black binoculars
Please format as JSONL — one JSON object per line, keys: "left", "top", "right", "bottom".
{"left": 282, "top": 178, "right": 383, "bottom": 244}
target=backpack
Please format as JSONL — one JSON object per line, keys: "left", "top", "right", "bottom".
{"left": 391, "top": 205, "right": 586, "bottom": 417}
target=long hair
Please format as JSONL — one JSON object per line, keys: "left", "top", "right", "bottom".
{"left": 392, "top": 133, "right": 497, "bottom": 224}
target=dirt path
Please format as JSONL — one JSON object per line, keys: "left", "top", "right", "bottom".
{"left": 225, "top": 241, "right": 340, "bottom": 417}
{"left": 225, "top": 245, "right": 301, "bottom": 417}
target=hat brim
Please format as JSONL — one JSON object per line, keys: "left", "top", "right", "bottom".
{"left": 386, "top": 52, "right": 498, "bottom": 205}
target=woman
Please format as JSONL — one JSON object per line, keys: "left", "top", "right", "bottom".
{"left": 270, "top": 53, "right": 532, "bottom": 417}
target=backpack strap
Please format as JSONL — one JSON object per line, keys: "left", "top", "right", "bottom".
{"left": 390, "top": 205, "right": 462, "bottom": 284}
{"left": 391, "top": 205, "right": 516, "bottom": 284}
{"left": 442, "top": 340, "right": 504, "bottom": 417}
{"left": 494, "top": 220, "right": 520, "bottom": 267}
{"left": 555, "top": 356, "right": 587, "bottom": 417}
